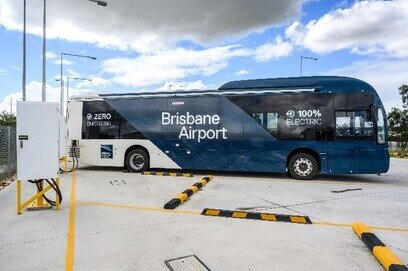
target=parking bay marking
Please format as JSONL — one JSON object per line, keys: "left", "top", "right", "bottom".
{"left": 65, "top": 172, "right": 77, "bottom": 271}
{"left": 75, "top": 200, "right": 408, "bottom": 233}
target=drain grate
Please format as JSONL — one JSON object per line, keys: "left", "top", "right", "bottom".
{"left": 165, "top": 255, "right": 211, "bottom": 271}
{"left": 109, "top": 180, "right": 126, "bottom": 185}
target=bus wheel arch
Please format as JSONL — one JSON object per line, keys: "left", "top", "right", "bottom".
{"left": 124, "top": 145, "right": 150, "bottom": 172}
{"left": 286, "top": 148, "right": 320, "bottom": 180}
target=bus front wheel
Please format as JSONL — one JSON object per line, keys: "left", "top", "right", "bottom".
{"left": 126, "top": 149, "right": 149, "bottom": 172}
{"left": 288, "top": 153, "right": 318, "bottom": 180}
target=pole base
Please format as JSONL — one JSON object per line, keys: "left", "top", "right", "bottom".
{"left": 27, "top": 203, "right": 52, "bottom": 211}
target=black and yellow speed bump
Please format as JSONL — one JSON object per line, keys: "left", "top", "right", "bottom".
{"left": 164, "top": 176, "right": 213, "bottom": 209}
{"left": 353, "top": 222, "right": 408, "bottom": 271}
{"left": 142, "top": 171, "right": 193, "bottom": 177}
{"left": 201, "top": 208, "right": 312, "bottom": 224}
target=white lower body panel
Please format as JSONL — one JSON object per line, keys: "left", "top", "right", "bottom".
{"left": 77, "top": 139, "right": 180, "bottom": 169}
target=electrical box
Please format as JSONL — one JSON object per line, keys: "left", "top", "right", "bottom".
{"left": 17, "top": 102, "right": 60, "bottom": 180}
{"left": 59, "top": 116, "right": 67, "bottom": 158}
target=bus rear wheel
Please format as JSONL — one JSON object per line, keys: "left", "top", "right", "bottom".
{"left": 288, "top": 153, "right": 318, "bottom": 180}
{"left": 126, "top": 149, "right": 149, "bottom": 172}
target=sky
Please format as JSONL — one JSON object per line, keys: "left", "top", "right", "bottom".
{"left": 0, "top": 0, "right": 407, "bottom": 113}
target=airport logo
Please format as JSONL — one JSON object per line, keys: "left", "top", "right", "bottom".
{"left": 101, "top": 144, "right": 113, "bottom": 159}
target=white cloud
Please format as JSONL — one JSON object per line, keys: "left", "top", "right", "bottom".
{"left": 101, "top": 39, "right": 294, "bottom": 88}
{"left": 75, "top": 75, "right": 111, "bottom": 89}
{"left": 102, "top": 45, "right": 252, "bottom": 87}
{"left": 235, "top": 69, "right": 249, "bottom": 76}
{"left": 10, "top": 66, "right": 21, "bottom": 71}
{"left": 286, "top": 0, "right": 408, "bottom": 58}
{"left": 0, "top": 81, "right": 96, "bottom": 113}
{"left": 0, "top": 69, "right": 7, "bottom": 76}
{"left": 46, "top": 51, "right": 57, "bottom": 60}
{"left": 0, "top": 0, "right": 305, "bottom": 53}
{"left": 255, "top": 36, "right": 294, "bottom": 62}
{"left": 0, "top": 81, "right": 60, "bottom": 114}
{"left": 55, "top": 59, "right": 73, "bottom": 66}
{"left": 66, "top": 69, "right": 79, "bottom": 77}
{"left": 326, "top": 59, "right": 408, "bottom": 111}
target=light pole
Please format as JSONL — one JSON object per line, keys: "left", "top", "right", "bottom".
{"left": 300, "top": 55, "right": 318, "bottom": 76}
{"left": 60, "top": 53, "right": 96, "bottom": 114}
{"left": 41, "top": 0, "right": 46, "bottom": 101}
{"left": 56, "top": 77, "right": 92, "bottom": 115}
{"left": 22, "top": 0, "right": 26, "bottom": 101}
{"left": 22, "top": 0, "right": 107, "bottom": 103}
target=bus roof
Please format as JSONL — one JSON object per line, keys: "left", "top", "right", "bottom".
{"left": 218, "top": 76, "right": 375, "bottom": 92}
{"left": 72, "top": 76, "right": 377, "bottom": 100}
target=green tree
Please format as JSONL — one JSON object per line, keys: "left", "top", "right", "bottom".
{"left": 400, "top": 84, "right": 408, "bottom": 108}
{"left": 388, "top": 85, "right": 408, "bottom": 152}
{"left": 0, "top": 111, "right": 16, "bottom": 127}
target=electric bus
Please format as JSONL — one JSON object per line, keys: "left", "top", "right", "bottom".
{"left": 66, "top": 76, "right": 389, "bottom": 179}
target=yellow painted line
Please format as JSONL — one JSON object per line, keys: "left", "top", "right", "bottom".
{"left": 200, "top": 179, "right": 207, "bottom": 186}
{"left": 74, "top": 200, "right": 408, "bottom": 233}
{"left": 314, "top": 221, "right": 408, "bottom": 233}
{"left": 369, "top": 225, "right": 408, "bottom": 233}
{"left": 76, "top": 200, "right": 201, "bottom": 215}
{"left": 65, "top": 172, "right": 76, "bottom": 271}
{"left": 190, "top": 186, "right": 199, "bottom": 193}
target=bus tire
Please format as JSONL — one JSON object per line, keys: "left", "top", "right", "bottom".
{"left": 125, "top": 149, "right": 149, "bottom": 172}
{"left": 288, "top": 153, "right": 318, "bottom": 180}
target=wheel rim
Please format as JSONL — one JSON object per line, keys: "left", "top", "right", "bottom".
{"left": 293, "top": 157, "right": 313, "bottom": 177}
{"left": 130, "top": 153, "right": 145, "bottom": 170}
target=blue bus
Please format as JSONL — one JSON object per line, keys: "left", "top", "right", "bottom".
{"left": 67, "top": 76, "right": 389, "bottom": 179}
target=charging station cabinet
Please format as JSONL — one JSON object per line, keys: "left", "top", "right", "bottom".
{"left": 59, "top": 116, "right": 67, "bottom": 158}
{"left": 17, "top": 102, "right": 60, "bottom": 180}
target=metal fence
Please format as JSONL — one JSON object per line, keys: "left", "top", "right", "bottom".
{"left": 0, "top": 126, "right": 16, "bottom": 180}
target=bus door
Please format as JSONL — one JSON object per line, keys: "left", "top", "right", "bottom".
{"left": 330, "top": 110, "right": 375, "bottom": 174}
{"left": 163, "top": 97, "right": 198, "bottom": 170}
{"left": 354, "top": 108, "right": 381, "bottom": 173}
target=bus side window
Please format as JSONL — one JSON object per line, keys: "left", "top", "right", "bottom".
{"left": 336, "top": 112, "right": 352, "bottom": 137}
{"left": 266, "top": 113, "right": 278, "bottom": 134}
{"left": 336, "top": 111, "right": 374, "bottom": 139}
{"left": 251, "top": 112, "right": 278, "bottom": 135}
{"left": 252, "top": 113, "right": 264, "bottom": 125}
